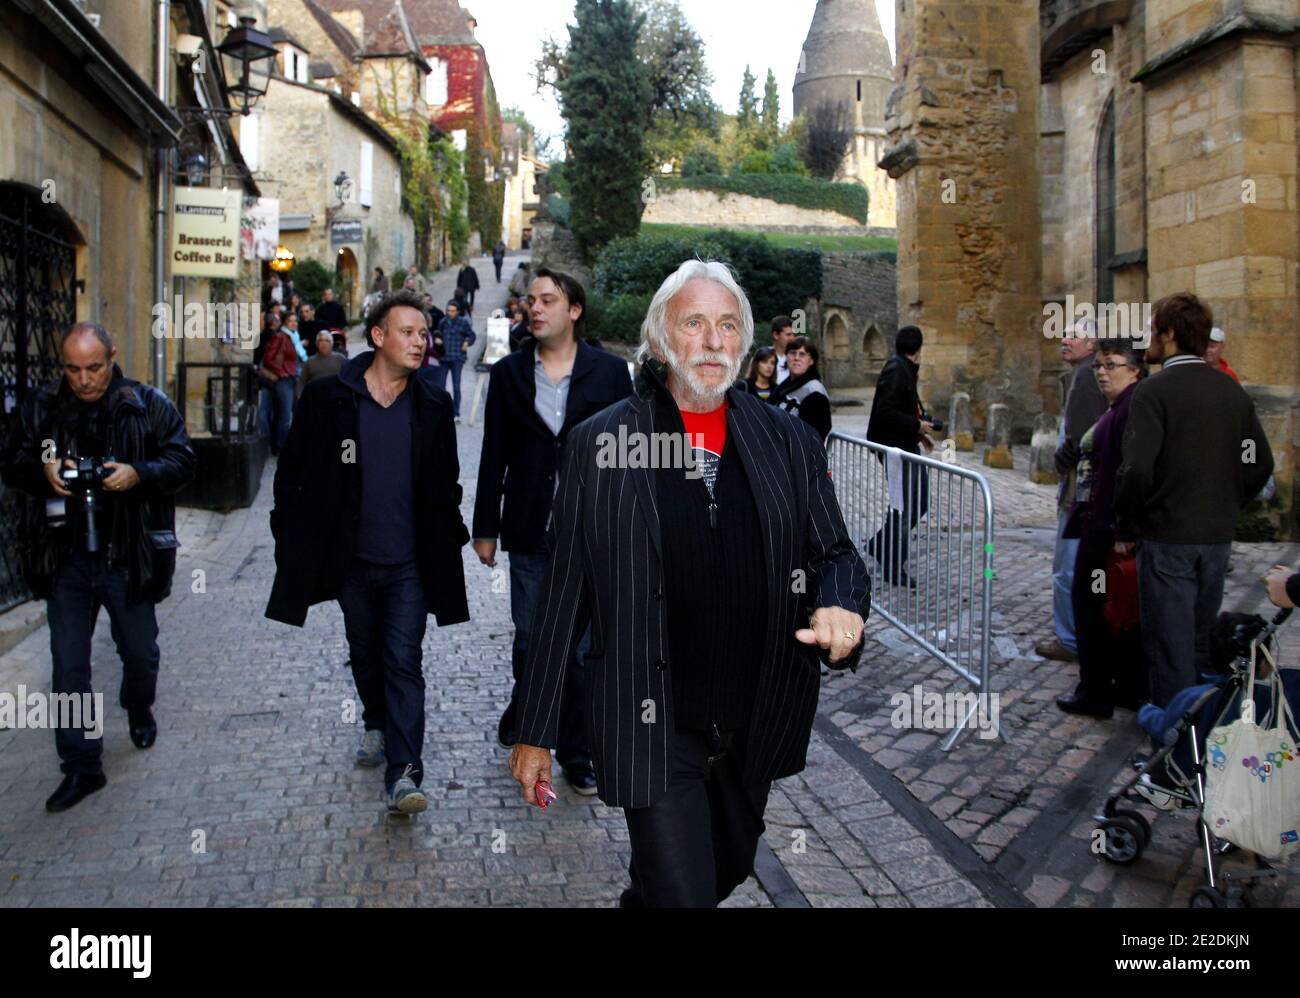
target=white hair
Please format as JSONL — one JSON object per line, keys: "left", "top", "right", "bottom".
{"left": 635, "top": 259, "right": 755, "bottom": 366}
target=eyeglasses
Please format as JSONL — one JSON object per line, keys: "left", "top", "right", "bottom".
{"left": 1092, "top": 360, "right": 1134, "bottom": 372}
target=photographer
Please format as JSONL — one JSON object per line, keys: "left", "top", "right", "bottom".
{"left": 0, "top": 323, "right": 195, "bottom": 812}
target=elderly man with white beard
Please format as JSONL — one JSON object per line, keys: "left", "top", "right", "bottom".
{"left": 508, "top": 260, "right": 870, "bottom": 907}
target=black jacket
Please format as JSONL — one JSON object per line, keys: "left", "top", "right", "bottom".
{"left": 473, "top": 341, "right": 632, "bottom": 553}
{"left": 771, "top": 369, "right": 832, "bottom": 441}
{"left": 867, "top": 353, "right": 922, "bottom": 453}
{"left": 0, "top": 368, "right": 196, "bottom": 603}
{"left": 516, "top": 359, "right": 871, "bottom": 808}
{"left": 315, "top": 300, "right": 346, "bottom": 330}
{"left": 264, "top": 352, "right": 470, "bottom": 627}
{"left": 457, "top": 266, "right": 480, "bottom": 294}
{"left": 1114, "top": 357, "right": 1273, "bottom": 544}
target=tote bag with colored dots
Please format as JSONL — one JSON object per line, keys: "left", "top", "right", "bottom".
{"left": 1203, "top": 643, "right": 1300, "bottom": 862}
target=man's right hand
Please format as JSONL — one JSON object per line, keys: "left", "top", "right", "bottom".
{"left": 43, "top": 458, "right": 73, "bottom": 497}
{"left": 473, "top": 538, "right": 497, "bottom": 567}
{"left": 920, "top": 420, "right": 936, "bottom": 436}
{"left": 509, "top": 744, "right": 553, "bottom": 805}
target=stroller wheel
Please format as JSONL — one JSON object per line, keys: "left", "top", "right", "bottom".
{"left": 1112, "top": 809, "right": 1152, "bottom": 848}
{"left": 1190, "top": 886, "right": 1226, "bottom": 908}
{"left": 1098, "top": 816, "right": 1144, "bottom": 865}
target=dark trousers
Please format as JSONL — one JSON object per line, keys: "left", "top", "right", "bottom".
{"left": 507, "top": 549, "right": 590, "bottom": 767}
{"left": 1070, "top": 534, "right": 1147, "bottom": 708}
{"left": 338, "top": 559, "right": 429, "bottom": 789}
{"left": 1138, "top": 540, "right": 1231, "bottom": 707}
{"left": 869, "top": 459, "right": 930, "bottom": 576}
{"left": 493, "top": 260, "right": 503, "bottom": 282}
{"left": 46, "top": 549, "right": 160, "bottom": 775}
{"left": 446, "top": 358, "right": 466, "bottom": 417}
{"left": 427, "top": 363, "right": 448, "bottom": 392}
{"left": 621, "top": 725, "right": 771, "bottom": 908}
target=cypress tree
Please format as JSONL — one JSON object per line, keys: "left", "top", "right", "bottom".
{"left": 560, "top": 0, "right": 652, "bottom": 257}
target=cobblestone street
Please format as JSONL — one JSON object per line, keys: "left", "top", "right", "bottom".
{"left": 1, "top": 257, "right": 1297, "bottom": 908}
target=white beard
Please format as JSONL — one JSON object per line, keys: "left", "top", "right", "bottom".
{"left": 663, "top": 345, "right": 742, "bottom": 409}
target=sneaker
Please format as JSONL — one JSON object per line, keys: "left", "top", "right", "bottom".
{"left": 387, "top": 765, "right": 428, "bottom": 814}
{"left": 1034, "top": 638, "right": 1078, "bottom": 662}
{"left": 1133, "top": 772, "right": 1181, "bottom": 811}
{"left": 355, "top": 729, "right": 385, "bottom": 768}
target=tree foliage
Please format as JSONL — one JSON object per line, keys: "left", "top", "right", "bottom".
{"left": 559, "top": 0, "right": 652, "bottom": 256}
{"left": 801, "top": 100, "right": 853, "bottom": 180}
{"left": 737, "top": 65, "right": 758, "bottom": 132}
{"left": 761, "top": 69, "right": 780, "bottom": 147}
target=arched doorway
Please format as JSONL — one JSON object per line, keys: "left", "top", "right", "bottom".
{"left": 825, "top": 312, "right": 851, "bottom": 359}
{"left": 335, "top": 246, "right": 359, "bottom": 320}
{"left": 0, "top": 181, "right": 82, "bottom": 608}
{"left": 863, "top": 323, "right": 887, "bottom": 364}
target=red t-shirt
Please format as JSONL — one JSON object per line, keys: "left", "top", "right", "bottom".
{"left": 680, "top": 401, "right": 727, "bottom": 496}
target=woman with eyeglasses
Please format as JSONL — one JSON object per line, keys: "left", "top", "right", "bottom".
{"left": 1056, "top": 339, "right": 1149, "bottom": 719}
{"left": 743, "top": 346, "right": 778, "bottom": 402}
{"left": 770, "top": 337, "right": 832, "bottom": 441}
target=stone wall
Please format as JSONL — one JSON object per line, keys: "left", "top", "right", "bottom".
{"left": 886, "top": 0, "right": 1045, "bottom": 441}
{"left": 805, "top": 252, "right": 898, "bottom": 389}
{"left": 642, "top": 187, "right": 869, "bottom": 232}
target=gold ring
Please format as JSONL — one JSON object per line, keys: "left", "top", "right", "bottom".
{"left": 844, "top": 630, "right": 855, "bottom": 641}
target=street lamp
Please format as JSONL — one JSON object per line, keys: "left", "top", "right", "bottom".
{"left": 334, "top": 172, "right": 353, "bottom": 207}
{"left": 269, "top": 245, "right": 295, "bottom": 273}
{"left": 217, "top": 15, "right": 276, "bottom": 116}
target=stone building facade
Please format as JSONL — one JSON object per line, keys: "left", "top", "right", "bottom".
{"left": 885, "top": 0, "right": 1300, "bottom": 535}
{"left": 805, "top": 252, "right": 899, "bottom": 389}
{"left": 794, "top": 0, "right": 899, "bottom": 231}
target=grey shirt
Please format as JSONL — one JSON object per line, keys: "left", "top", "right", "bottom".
{"left": 534, "top": 346, "right": 571, "bottom": 437}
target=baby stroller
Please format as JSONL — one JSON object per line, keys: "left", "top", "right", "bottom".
{"left": 1092, "top": 607, "right": 1297, "bottom": 907}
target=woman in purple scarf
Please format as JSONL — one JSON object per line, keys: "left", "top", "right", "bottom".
{"left": 1056, "top": 339, "right": 1148, "bottom": 719}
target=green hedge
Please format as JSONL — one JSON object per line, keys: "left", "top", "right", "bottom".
{"left": 592, "top": 229, "right": 822, "bottom": 337}
{"left": 585, "top": 291, "right": 653, "bottom": 344}
{"left": 658, "top": 173, "right": 868, "bottom": 225}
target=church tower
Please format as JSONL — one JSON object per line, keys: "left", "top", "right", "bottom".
{"left": 793, "top": 0, "right": 896, "bottom": 230}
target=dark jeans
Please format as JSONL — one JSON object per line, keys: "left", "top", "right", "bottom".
{"left": 46, "top": 549, "right": 160, "bottom": 775}
{"left": 446, "top": 358, "right": 466, "bottom": 418}
{"left": 507, "top": 549, "right": 590, "bottom": 767}
{"left": 1137, "top": 540, "right": 1231, "bottom": 708}
{"left": 621, "top": 725, "right": 771, "bottom": 908}
{"left": 427, "top": 363, "right": 448, "bottom": 392}
{"left": 261, "top": 378, "right": 295, "bottom": 454}
{"left": 493, "top": 260, "right": 503, "bottom": 282}
{"left": 338, "top": 558, "right": 429, "bottom": 789}
{"left": 1070, "top": 534, "right": 1147, "bottom": 708}
{"left": 869, "top": 458, "right": 930, "bottom": 577}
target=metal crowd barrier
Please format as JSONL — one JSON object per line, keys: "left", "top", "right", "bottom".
{"left": 827, "top": 431, "right": 1000, "bottom": 750}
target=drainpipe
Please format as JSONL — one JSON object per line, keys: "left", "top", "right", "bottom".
{"left": 153, "top": 0, "right": 171, "bottom": 392}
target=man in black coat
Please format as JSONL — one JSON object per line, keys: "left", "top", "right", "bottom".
{"left": 314, "top": 287, "right": 347, "bottom": 331}
{"left": 265, "top": 291, "right": 470, "bottom": 814}
{"left": 1114, "top": 292, "right": 1273, "bottom": 706}
{"left": 508, "top": 260, "right": 869, "bottom": 907}
{"left": 865, "top": 325, "right": 935, "bottom": 587}
{"left": 473, "top": 267, "right": 633, "bottom": 795}
{"left": 456, "top": 260, "right": 480, "bottom": 315}
{"left": 0, "top": 322, "right": 196, "bottom": 812}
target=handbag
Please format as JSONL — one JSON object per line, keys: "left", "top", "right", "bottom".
{"left": 1102, "top": 548, "right": 1139, "bottom": 633}
{"left": 1203, "top": 640, "right": 1300, "bottom": 861}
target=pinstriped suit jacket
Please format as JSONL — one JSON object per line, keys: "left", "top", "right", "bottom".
{"left": 516, "top": 373, "right": 871, "bottom": 809}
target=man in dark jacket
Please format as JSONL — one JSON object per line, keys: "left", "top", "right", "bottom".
{"left": 0, "top": 322, "right": 195, "bottom": 812}
{"left": 473, "top": 267, "right": 633, "bottom": 794}
{"left": 1115, "top": 292, "right": 1274, "bottom": 706}
{"left": 1038, "top": 320, "right": 1107, "bottom": 662}
{"left": 508, "top": 260, "right": 869, "bottom": 907}
{"left": 456, "top": 260, "right": 480, "bottom": 315}
{"left": 314, "top": 287, "right": 347, "bottom": 331}
{"left": 492, "top": 240, "right": 507, "bottom": 283}
{"left": 265, "top": 290, "right": 471, "bottom": 814}
{"left": 865, "top": 325, "right": 934, "bottom": 587}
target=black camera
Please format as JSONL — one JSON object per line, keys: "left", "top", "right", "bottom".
{"left": 58, "top": 456, "right": 112, "bottom": 554}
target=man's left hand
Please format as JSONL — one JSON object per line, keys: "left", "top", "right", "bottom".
{"left": 102, "top": 462, "right": 141, "bottom": 492}
{"left": 796, "top": 607, "right": 865, "bottom": 664}
{"left": 1263, "top": 565, "right": 1296, "bottom": 609}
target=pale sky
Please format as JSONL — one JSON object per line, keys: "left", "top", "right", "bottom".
{"left": 470, "top": 0, "right": 896, "bottom": 153}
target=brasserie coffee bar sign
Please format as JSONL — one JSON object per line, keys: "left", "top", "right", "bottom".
{"left": 171, "top": 187, "right": 242, "bottom": 278}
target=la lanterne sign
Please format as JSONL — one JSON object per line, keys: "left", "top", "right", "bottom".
{"left": 171, "top": 187, "right": 241, "bottom": 278}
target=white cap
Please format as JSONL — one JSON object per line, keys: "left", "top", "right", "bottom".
{"left": 1210, "top": 327, "right": 1226, "bottom": 342}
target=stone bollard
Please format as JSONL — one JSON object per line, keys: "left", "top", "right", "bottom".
{"left": 982, "top": 403, "right": 1014, "bottom": 469}
{"left": 949, "top": 393, "right": 974, "bottom": 451}
{"left": 1028, "top": 413, "right": 1060, "bottom": 485}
